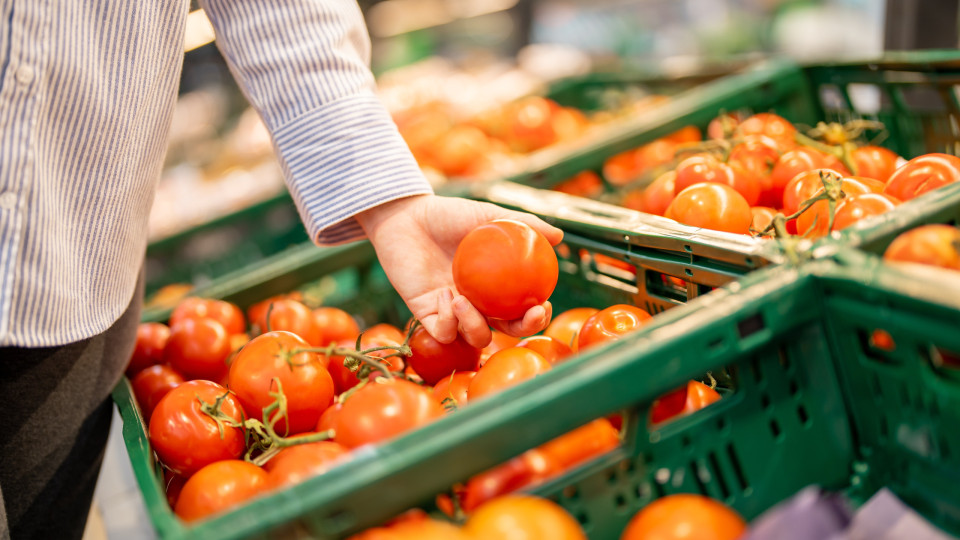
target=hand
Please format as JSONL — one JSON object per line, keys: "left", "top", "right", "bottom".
{"left": 356, "top": 194, "right": 563, "bottom": 348}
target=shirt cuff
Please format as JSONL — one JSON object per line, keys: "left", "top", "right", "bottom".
{"left": 272, "top": 91, "right": 434, "bottom": 246}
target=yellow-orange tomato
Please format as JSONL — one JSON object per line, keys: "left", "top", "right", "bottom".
{"left": 465, "top": 495, "right": 587, "bottom": 540}
{"left": 620, "top": 494, "right": 746, "bottom": 540}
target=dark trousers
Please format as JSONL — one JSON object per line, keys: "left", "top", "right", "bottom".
{"left": 0, "top": 275, "right": 142, "bottom": 540}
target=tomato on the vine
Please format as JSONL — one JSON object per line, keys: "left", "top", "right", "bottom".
{"left": 464, "top": 495, "right": 586, "bottom": 540}
{"left": 650, "top": 380, "right": 722, "bottom": 425}
{"left": 884, "top": 153, "right": 960, "bottom": 201}
{"left": 227, "top": 331, "right": 334, "bottom": 435}
{"left": 578, "top": 304, "right": 652, "bottom": 351}
{"left": 883, "top": 224, "right": 960, "bottom": 271}
{"left": 170, "top": 297, "right": 246, "bottom": 335}
{"left": 264, "top": 440, "right": 349, "bottom": 490}
{"left": 736, "top": 112, "right": 796, "bottom": 149}
{"left": 131, "top": 364, "right": 185, "bottom": 422}
{"left": 174, "top": 460, "right": 268, "bottom": 523}
{"left": 311, "top": 307, "right": 360, "bottom": 346}
{"left": 674, "top": 154, "right": 760, "bottom": 206}
{"left": 453, "top": 219, "right": 558, "bottom": 321}
{"left": 665, "top": 183, "right": 752, "bottom": 235}
{"left": 620, "top": 494, "right": 745, "bottom": 540}
{"left": 750, "top": 207, "right": 778, "bottom": 237}
{"left": 432, "top": 371, "right": 476, "bottom": 407}
{"left": 149, "top": 380, "right": 246, "bottom": 476}
{"left": 824, "top": 192, "right": 900, "bottom": 235}
{"left": 251, "top": 298, "right": 318, "bottom": 344}
{"left": 163, "top": 317, "right": 232, "bottom": 381}
{"left": 127, "top": 322, "right": 170, "bottom": 376}
{"left": 468, "top": 347, "right": 552, "bottom": 401}
{"left": 406, "top": 325, "right": 481, "bottom": 385}
{"left": 333, "top": 379, "right": 444, "bottom": 448}
{"left": 852, "top": 145, "right": 900, "bottom": 182}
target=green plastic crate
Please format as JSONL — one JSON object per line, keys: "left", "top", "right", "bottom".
{"left": 118, "top": 233, "right": 960, "bottom": 539}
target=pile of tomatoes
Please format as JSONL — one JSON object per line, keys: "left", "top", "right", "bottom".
{"left": 555, "top": 112, "right": 960, "bottom": 239}
{"left": 126, "top": 218, "right": 735, "bottom": 535}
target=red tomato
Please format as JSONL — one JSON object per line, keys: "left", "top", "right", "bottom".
{"left": 481, "top": 330, "right": 522, "bottom": 364}
{"left": 264, "top": 440, "right": 349, "bottom": 490}
{"left": 664, "top": 126, "right": 702, "bottom": 145}
{"left": 554, "top": 171, "right": 604, "bottom": 198}
{"left": 229, "top": 333, "right": 250, "bottom": 353}
{"left": 603, "top": 149, "right": 643, "bottom": 186}
{"left": 884, "top": 153, "right": 960, "bottom": 201}
{"left": 311, "top": 307, "right": 360, "bottom": 347}
{"left": 578, "top": 305, "right": 652, "bottom": 351}
{"left": 246, "top": 293, "right": 302, "bottom": 331}
{"left": 620, "top": 494, "right": 746, "bottom": 540}
{"left": 736, "top": 112, "right": 797, "bottom": 149}
{"left": 516, "top": 335, "right": 572, "bottom": 365}
{"left": 127, "top": 322, "right": 170, "bottom": 376}
{"left": 252, "top": 298, "right": 318, "bottom": 344}
{"left": 333, "top": 379, "right": 444, "bottom": 448}
{"left": 453, "top": 219, "right": 559, "bottom": 321}
{"left": 782, "top": 169, "right": 846, "bottom": 216}
{"left": 465, "top": 495, "right": 586, "bottom": 540}
{"left": 131, "top": 364, "right": 185, "bottom": 422}
{"left": 469, "top": 347, "right": 552, "bottom": 401}
{"left": 228, "top": 331, "right": 334, "bottom": 435}
{"left": 544, "top": 307, "right": 598, "bottom": 352}
{"left": 434, "top": 125, "right": 491, "bottom": 176}
{"left": 767, "top": 146, "right": 834, "bottom": 207}
{"left": 624, "top": 170, "right": 675, "bottom": 216}
{"left": 750, "top": 207, "right": 778, "bottom": 237}
{"left": 432, "top": 371, "right": 476, "bottom": 407}
{"left": 170, "top": 297, "right": 246, "bottom": 335}
{"left": 828, "top": 193, "right": 900, "bottom": 234}
{"left": 149, "top": 380, "right": 245, "bottom": 476}
{"left": 174, "top": 460, "right": 268, "bottom": 523}
{"left": 729, "top": 134, "right": 780, "bottom": 178}
{"left": 633, "top": 139, "right": 678, "bottom": 177}
{"left": 852, "top": 145, "right": 900, "bottom": 182}
{"left": 665, "top": 183, "right": 752, "bottom": 235}
{"left": 164, "top": 470, "right": 186, "bottom": 509}
{"left": 387, "top": 519, "right": 471, "bottom": 540}
{"left": 406, "top": 325, "right": 482, "bottom": 385}
{"left": 883, "top": 224, "right": 960, "bottom": 271}
{"left": 328, "top": 325, "right": 407, "bottom": 393}
{"left": 316, "top": 401, "right": 342, "bottom": 432}
{"left": 538, "top": 419, "right": 620, "bottom": 471}
{"left": 508, "top": 97, "right": 559, "bottom": 153}
{"left": 707, "top": 112, "right": 743, "bottom": 140}
{"left": 674, "top": 155, "right": 760, "bottom": 206}
{"left": 163, "top": 317, "right": 232, "bottom": 381}
{"left": 650, "top": 380, "right": 722, "bottom": 425}
{"left": 327, "top": 339, "right": 365, "bottom": 394}
{"left": 460, "top": 451, "right": 555, "bottom": 513}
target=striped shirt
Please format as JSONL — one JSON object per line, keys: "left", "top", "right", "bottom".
{"left": 0, "top": 1, "right": 432, "bottom": 347}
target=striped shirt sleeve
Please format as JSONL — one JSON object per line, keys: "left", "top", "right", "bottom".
{"left": 199, "top": 0, "right": 433, "bottom": 245}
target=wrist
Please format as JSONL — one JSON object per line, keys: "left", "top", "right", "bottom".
{"left": 356, "top": 193, "right": 431, "bottom": 236}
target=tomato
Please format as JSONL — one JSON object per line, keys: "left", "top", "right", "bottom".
{"left": 781, "top": 169, "right": 846, "bottom": 216}
{"left": 434, "top": 125, "right": 491, "bottom": 176}
{"left": 131, "top": 364, "right": 185, "bottom": 422}
{"left": 674, "top": 155, "right": 760, "bottom": 206}
{"left": 453, "top": 220, "right": 559, "bottom": 321}
{"left": 333, "top": 379, "right": 444, "bottom": 448}
{"left": 620, "top": 494, "right": 746, "bottom": 540}
{"left": 363, "top": 323, "right": 406, "bottom": 348}
{"left": 164, "top": 470, "right": 186, "bottom": 509}
{"left": 507, "top": 97, "right": 559, "bottom": 153}
{"left": 578, "top": 305, "right": 652, "bottom": 351}
{"left": 229, "top": 333, "right": 250, "bottom": 353}
{"left": 791, "top": 174, "right": 885, "bottom": 238}
{"left": 707, "top": 112, "right": 742, "bottom": 140}
{"left": 552, "top": 107, "right": 589, "bottom": 144}
{"left": 852, "top": 145, "right": 899, "bottom": 182}
{"left": 665, "top": 183, "right": 752, "bottom": 235}
{"left": 316, "top": 401, "right": 342, "bottom": 432}
{"left": 329, "top": 325, "right": 407, "bottom": 393}
{"left": 406, "top": 325, "right": 482, "bottom": 385}
{"left": 633, "top": 139, "right": 678, "bottom": 177}
{"left": 555, "top": 171, "right": 604, "bottom": 198}
{"left": 264, "top": 440, "right": 349, "bottom": 490}
{"left": 460, "top": 451, "right": 555, "bottom": 513}
{"left": 539, "top": 418, "right": 620, "bottom": 471}
{"left": 464, "top": 495, "right": 586, "bottom": 540}
{"left": 469, "top": 347, "right": 552, "bottom": 401}
{"left": 228, "top": 331, "right": 334, "bottom": 435}
{"left": 736, "top": 112, "right": 796, "bottom": 149}
{"left": 246, "top": 293, "right": 302, "bottom": 331}
{"left": 884, "top": 153, "right": 960, "bottom": 201}
{"left": 327, "top": 339, "right": 365, "bottom": 394}
{"left": 174, "top": 460, "right": 268, "bottom": 523}
{"left": 163, "top": 317, "right": 232, "bottom": 381}
{"left": 750, "top": 207, "right": 778, "bottom": 237}
{"left": 149, "top": 380, "right": 245, "bottom": 476}
{"left": 311, "top": 307, "right": 360, "bottom": 347}
{"left": 127, "top": 322, "right": 170, "bottom": 376}
{"left": 516, "top": 335, "right": 572, "bottom": 365}
{"left": 544, "top": 307, "right": 598, "bottom": 352}
{"left": 432, "top": 371, "right": 476, "bottom": 407}
{"left": 729, "top": 134, "right": 780, "bottom": 178}
{"left": 170, "top": 297, "right": 246, "bottom": 335}
{"left": 766, "top": 146, "right": 845, "bottom": 208}
{"left": 829, "top": 193, "right": 900, "bottom": 233}
{"left": 871, "top": 329, "right": 896, "bottom": 351}
{"left": 623, "top": 171, "right": 675, "bottom": 215}
{"left": 251, "top": 298, "right": 318, "bottom": 344}
{"left": 664, "top": 126, "right": 702, "bottom": 145}
{"left": 884, "top": 224, "right": 960, "bottom": 271}
{"left": 650, "top": 380, "right": 722, "bottom": 425}
{"left": 481, "top": 330, "right": 523, "bottom": 364}
{"left": 390, "top": 519, "right": 470, "bottom": 540}
{"left": 604, "top": 149, "right": 643, "bottom": 186}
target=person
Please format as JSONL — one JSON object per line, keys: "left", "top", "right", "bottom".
{"left": 0, "top": 2, "right": 561, "bottom": 539}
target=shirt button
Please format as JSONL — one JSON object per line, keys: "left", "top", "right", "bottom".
{"left": 15, "top": 65, "right": 35, "bottom": 85}
{"left": 0, "top": 192, "right": 16, "bottom": 209}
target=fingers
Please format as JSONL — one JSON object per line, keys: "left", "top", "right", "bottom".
{"left": 502, "top": 211, "right": 564, "bottom": 246}
{"left": 418, "top": 289, "right": 457, "bottom": 344}
{"left": 452, "top": 295, "right": 492, "bottom": 348}
{"left": 489, "top": 301, "right": 553, "bottom": 338}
